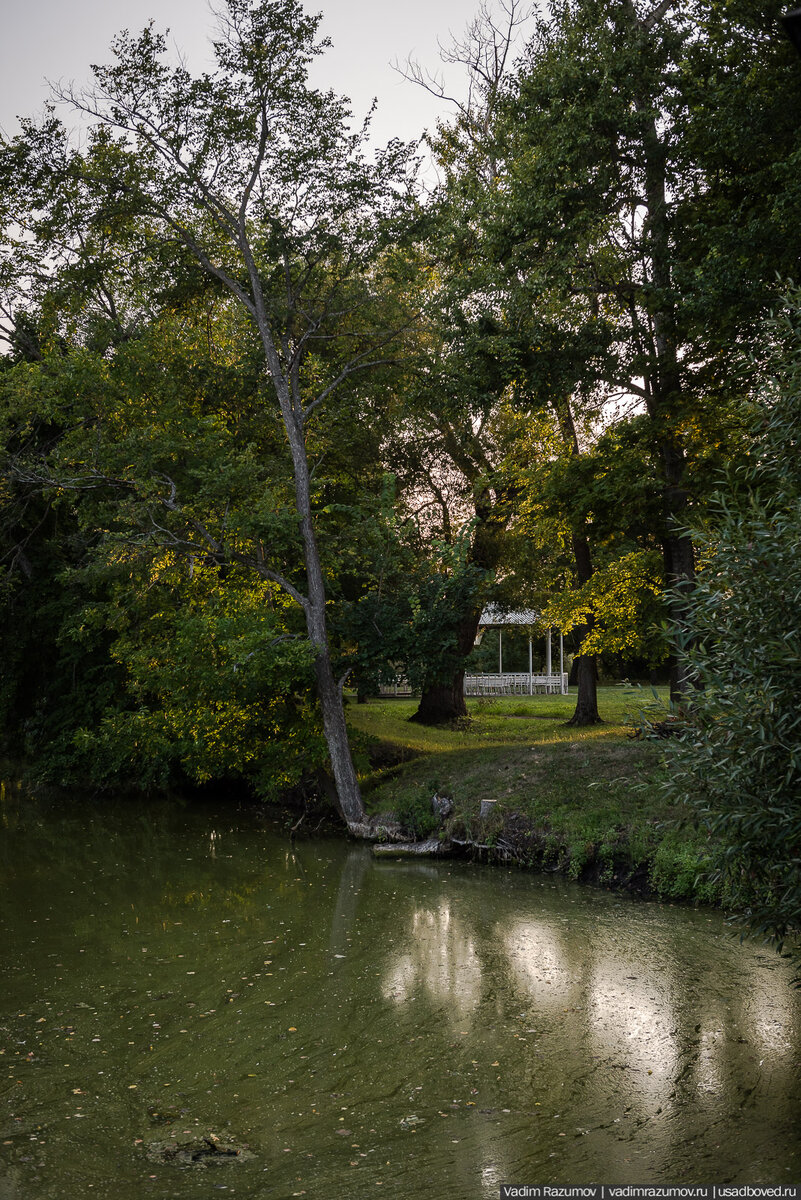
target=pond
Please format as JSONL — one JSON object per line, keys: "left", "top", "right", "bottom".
{"left": 1, "top": 789, "right": 800, "bottom": 1198}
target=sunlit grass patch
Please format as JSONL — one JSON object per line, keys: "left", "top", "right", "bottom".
{"left": 346, "top": 686, "right": 655, "bottom": 754}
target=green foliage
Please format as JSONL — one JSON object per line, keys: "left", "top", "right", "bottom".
{"left": 68, "top": 560, "right": 324, "bottom": 799}
{"left": 472, "top": 0, "right": 801, "bottom": 691}
{"left": 649, "top": 837, "right": 723, "bottom": 906}
{"left": 542, "top": 549, "right": 665, "bottom": 660}
{"left": 340, "top": 517, "right": 489, "bottom": 695}
{"left": 663, "top": 296, "right": 801, "bottom": 967}
{"left": 0, "top": 306, "right": 347, "bottom": 798}
{"left": 394, "top": 786, "right": 440, "bottom": 840}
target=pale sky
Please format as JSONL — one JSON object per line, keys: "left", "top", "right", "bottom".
{"left": 0, "top": 0, "right": 495, "bottom": 150}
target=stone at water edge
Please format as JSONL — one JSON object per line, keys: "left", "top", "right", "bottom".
{"left": 432, "top": 794, "right": 454, "bottom": 819}
{"left": 144, "top": 1133, "right": 255, "bottom": 1167}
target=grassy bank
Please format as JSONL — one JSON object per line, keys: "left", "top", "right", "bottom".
{"left": 347, "top": 687, "right": 724, "bottom": 904}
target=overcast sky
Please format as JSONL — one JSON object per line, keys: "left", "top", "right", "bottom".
{"left": 0, "top": 0, "right": 495, "bottom": 150}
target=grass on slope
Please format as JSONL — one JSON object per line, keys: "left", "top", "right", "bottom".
{"left": 346, "top": 688, "right": 722, "bottom": 904}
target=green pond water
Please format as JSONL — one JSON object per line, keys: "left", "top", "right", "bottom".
{"left": 1, "top": 790, "right": 800, "bottom": 1199}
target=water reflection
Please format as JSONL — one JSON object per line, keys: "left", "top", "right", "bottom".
{"left": 382, "top": 900, "right": 482, "bottom": 1018}
{"left": 1, "top": 798, "right": 800, "bottom": 1199}
{"left": 377, "top": 870, "right": 801, "bottom": 1187}
{"left": 503, "top": 919, "right": 577, "bottom": 1006}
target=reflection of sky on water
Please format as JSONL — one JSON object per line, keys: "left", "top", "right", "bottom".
{"left": 744, "top": 975, "right": 799, "bottom": 1057}
{"left": 376, "top": 887, "right": 801, "bottom": 1189}
{"left": 503, "top": 919, "right": 578, "bottom": 1007}
{"left": 586, "top": 957, "right": 679, "bottom": 1102}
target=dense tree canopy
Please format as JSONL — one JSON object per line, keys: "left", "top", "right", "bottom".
{"left": 1, "top": 0, "right": 421, "bottom": 826}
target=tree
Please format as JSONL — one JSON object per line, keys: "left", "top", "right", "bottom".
{"left": 385, "top": 302, "right": 523, "bottom": 724}
{"left": 2, "top": 0, "right": 418, "bottom": 826}
{"left": 662, "top": 296, "right": 801, "bottom": 972}
{"left": 381, "top": 3, "right": 533, "bottom": 725}
{"left": 0, "top": 302, "right": 335, "bottom": 796}
{"left": 0, "top": 271, "right": 406, "bottom": 806}
{"left": 339, "top": 503, "right": 490, "bottom": 709}
{"left": 490, "top": 0, "right": 801, "bottom": 702}
{"left": 501, "top": 394, "right": 668, "bottom": 719}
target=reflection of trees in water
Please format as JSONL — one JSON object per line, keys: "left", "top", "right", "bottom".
{"left": 378, "top": 879, "right": 801, "bottom": 1175}
{"left": 1, "top": 793, "right": 312, "bottom": 927}
{"left": 328, "top": 846, "right": 372, "bottom": 958}
{"left": 0, "top": 794, "right": 340, "bottom": 1071}
{"left": 381, "top": 899, "right": 483, "bottom": 1019}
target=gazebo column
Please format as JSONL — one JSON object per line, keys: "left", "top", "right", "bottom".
{"left": 545, "top": 629, "right": 552, "bottom": 684}
{"left": 559, "top": 632, "right": 565, "bottom": 694}
{"left": 528, "top": 635, "right": 533, "bottom": 695}
{"left": 499, "top": 628, "right": 503, "bottom": 675}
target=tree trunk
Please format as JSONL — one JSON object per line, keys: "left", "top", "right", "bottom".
{"left": 410, "top": 672, "right": 468, "bottom": 725}
{"left": 632, "top": 64, "right": 697, "bottom": 706}
{"left": 567, "top": 649, "right": 601, "bottom": 726}
{"left": 411, "top": 483, "right": 509, "bottom": 725}
{"left": 312, "top": 649, "right": 364, "bottom": 826}
{"left": 294, "top": 456, "right": 364, "bottom": 827}
{"left": 663, "top": 529, "right": 696, "bottom": 705}
{"left": 258, "top": 334, "right": 365, "bottom": 827}
{"left": 552, "top": 397, "right": 602, "bottom": 727}
{"left": 564, "top": 528, "right": 602, "bottom": 727}
{"left": 410, "top": 605, "right": 480, "bottom": 724}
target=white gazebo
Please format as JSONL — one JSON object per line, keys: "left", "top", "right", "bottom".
{"left": 463, "top": 605, "right": 568, "bottom": 696}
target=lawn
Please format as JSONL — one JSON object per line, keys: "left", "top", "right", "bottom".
{"left": 346, "top": 687, "right": 724, "bottom": 904}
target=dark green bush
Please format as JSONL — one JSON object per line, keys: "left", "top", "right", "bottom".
{"left": 664, "top": 296, "right": 801, "bottom": 972}
{"left": 394, "top": 787, "right": 441, "bottom": 839}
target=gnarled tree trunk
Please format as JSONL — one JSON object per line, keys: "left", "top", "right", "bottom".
{"left": 411, "top": 484, "right": 510, "bottom": 726}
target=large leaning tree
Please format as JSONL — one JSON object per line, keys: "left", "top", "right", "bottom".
{"left": 4, "top": 0, "right": 418, "bottom": 826}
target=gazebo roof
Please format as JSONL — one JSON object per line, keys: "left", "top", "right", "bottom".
{"left": 478, "top": 605, "right": 540, "bottom": 627}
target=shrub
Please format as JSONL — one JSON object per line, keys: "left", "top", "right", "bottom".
{"left": 395, "top": 787, "right": 440, "bottom": 840}
{"left": 663, "top": 296, "right": 801, "bottom": 971}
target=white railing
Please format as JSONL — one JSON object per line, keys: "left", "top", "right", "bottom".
{"left": 463, "top": 672, "right": 569, "bottom": 696}
{"left": 378, "top": 672, "right": 569, "bottom": 697}
{"left": 378, "top": 677, "right": 414, "bottom": 696}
